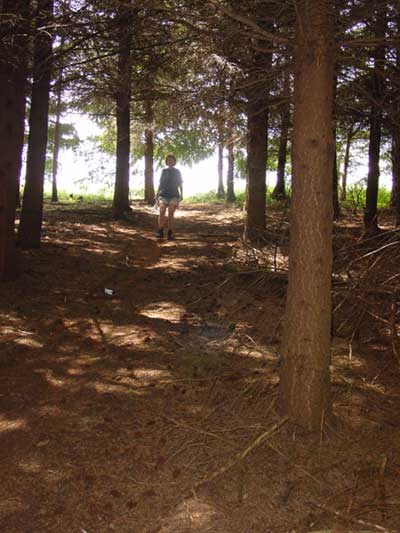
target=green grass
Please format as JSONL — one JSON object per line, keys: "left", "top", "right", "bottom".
{"left": 343, "top": 184, "right": 392, "bottom": 210}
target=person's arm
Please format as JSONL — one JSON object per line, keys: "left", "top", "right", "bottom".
{"left": 156, "top": 170, "right": 165, "bottom": 199}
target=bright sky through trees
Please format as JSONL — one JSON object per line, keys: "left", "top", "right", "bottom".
{"left": 52, "top": 114, "right": 391, "bottom": 198}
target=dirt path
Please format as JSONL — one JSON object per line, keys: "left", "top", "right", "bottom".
{"left": 1, "top": 203, "right": 400, "bottom": 532}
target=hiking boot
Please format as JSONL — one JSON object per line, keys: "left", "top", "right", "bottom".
{"left": 156, "top": 228, "right": 164, "bottom": 239}
{"left": 167, "top": 230, "right": 174, "bottom": 241}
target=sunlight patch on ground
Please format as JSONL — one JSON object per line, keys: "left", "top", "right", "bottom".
{"left": 164, "top": 498, "right": 220, "bottom": 530}
{"left": 18, "top": 460, "right": 43, "bottom": 473}
{"left": 34, "top": 369, "right": 67, "bottom": 388}
{"left": 139, "top": 302, "right": 187, "bottom": 322}
{"left": 0, "top": 416, "right": 27, "bottom": 433}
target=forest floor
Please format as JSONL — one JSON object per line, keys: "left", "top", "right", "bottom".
{"left": 1, "top": 201, "right": 400, "bottom": 533}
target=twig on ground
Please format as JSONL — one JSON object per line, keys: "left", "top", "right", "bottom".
{"left": 192, "top": 416, "right": 289, "bottom": 489}
{"left": 311, "top": 502, "right": 393, "bottom": 532}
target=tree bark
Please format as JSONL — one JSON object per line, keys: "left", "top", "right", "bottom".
{"left": 0, "top": 0, "right": 29, "bottom": 279}
{"left": 272, "top": 73, "right": 290, "bottom": 200}
{"left": 226, "top": 142, "right": 235, "bottom": 203}
{"left": 279, "top": 0, "right": 335, "bottom": 431}
{"left": 18, "top": 0, "right": 53, "bottom": 249}
{"left": 364, "top": 9, "right": 386, "bottom": 235}
{"left": 144, "top": 99, "right": 155, "bottom": 205}
{"left": 113, "top": 4, "right": 133, "bottom": 219}
{"left": 244, "top": 90, "right": 268, "bottom": 241}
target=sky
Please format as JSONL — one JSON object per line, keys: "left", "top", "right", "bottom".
{"left": 53, "top": 114, "right": 392, "bottom": 197}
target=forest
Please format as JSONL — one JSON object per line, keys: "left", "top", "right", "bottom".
{"left": 1, "top": 0, "right": 400, "bottom": 531}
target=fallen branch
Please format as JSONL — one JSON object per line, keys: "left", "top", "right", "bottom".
{"left": 193, "top": 416, "right": 289, "bottom": 489}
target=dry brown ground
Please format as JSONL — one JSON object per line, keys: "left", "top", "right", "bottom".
{"left": 1, "top": 201, "right": 400, "bottom": 533}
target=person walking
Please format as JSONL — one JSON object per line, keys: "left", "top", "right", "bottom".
{"left": 155, "top": 154, "right": 183, "bottom": 240}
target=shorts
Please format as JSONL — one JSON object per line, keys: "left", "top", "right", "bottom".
{"left": 158, "top": 196, "right": 180, "bottom": 207}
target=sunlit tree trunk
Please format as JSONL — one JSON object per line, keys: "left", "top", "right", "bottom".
{"left": 0, "top": 0, "right": 29, "bottom": 279}
{"left": 144, "top": 99, "right": 155, "bottom": 205}
{"left": 18, "top": 0, "right": 53, "bottom": 249}
{"left": 364, "top": 9, "right": 386, "bottom": 235}
{"left": 279, "top": 0, "right": 335, "bottom": 431}
{"left": 113, "top": 3, "right": 133, "bottom": 219}
{"left": 226, "top": 142, "right": 235, "bottom": 203}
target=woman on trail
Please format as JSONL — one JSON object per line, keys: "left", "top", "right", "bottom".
{"left": 155, "top": 154, "right": 183, "bottom": 241}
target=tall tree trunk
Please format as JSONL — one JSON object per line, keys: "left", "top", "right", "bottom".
{"left": 341, "top": 124, "right": 354, "bottom": 201}
{"left": 279, "top": 0, "right": 335, "bottom": 431}
{"left": 244, "top": 93, "right": 268, "bottom": 241}
{"left": 0, "top": 0, "right": 29, "bottom": 279}
{"left": 18, "top": 0, "right": 53, "bottom": 249}
{"left": 243, "top": 45, "right": 272, "bottom": 242}
{"left": 272, "top": 107, "right": 290, "bottom": 200}
{"left": 51, "top": 76, "right": 63, "bottom": 203}
{"left": 391, "top": 12, "right": 400, "bottom": 221}
{"left": 113, "top": 4, "right": 132, "bottom": 219}
{"left": 332, "top": 130, "right": 340, "bottom": 219}
{"left": 144, "top": 99, "right": 155, "bottom": 205}
{"left": 364, "top": 9, "right": 386, "bottom": 235}
{"left": 217, "top": 133, "right": 225, "bottom": 199}
{"left": 226, "top": 142, "right": 235, "bottom": 203}
{"left": 272, "top": 73, "right": 290, "bottom": 200}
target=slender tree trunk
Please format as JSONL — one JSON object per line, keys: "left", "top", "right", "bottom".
{"left": 217, "top": 135, "right": 225, "bottom": 199}
{"left": 279, "top": 0, "right": 335, "bottom": 431}
{"left": 113, "top": 4, "right": 132, "bottom": 219}
{"left": 341, "top": 124, "right": 354, "bottom": 201}
{"left": 272, "top": 73, "right": 290, "bottom": 200}
{"left": 0, "top": 0, "right": 29, "bottom": 279}
{"left": 226, "top": 142, "right": 235, "bottom": 203}
{"left": 51, "top": 78, "right": 63, "bottom": 203}
{"left": 273, "top": 107, "right": 290, "bottom": 200}
{"left": 144, "top": 99, "right": 155, "bottom": 205}
{"left": 332, "top": 131, "right": 340, "bottom": 219}
{"left": 364, "top": 9, "right": 386, "bottom": 235}
{"left": 18, "top": 0, "right": 53, "bottom": 249}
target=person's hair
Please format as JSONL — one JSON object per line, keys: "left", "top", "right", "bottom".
{"left": 165, "top": 154, "right": 176, "bottom": 164}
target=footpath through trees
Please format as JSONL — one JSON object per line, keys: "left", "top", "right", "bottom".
{"left": 1, "top": 202, "right": 400, "bottom": 532}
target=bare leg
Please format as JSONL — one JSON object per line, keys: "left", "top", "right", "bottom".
{"left": 159, "top": 203, "right": 167, "bottom": 229}
{"left": 167, "top": 205, "right": 177, "bottom": 231}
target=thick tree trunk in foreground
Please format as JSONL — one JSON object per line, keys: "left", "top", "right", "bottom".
{"left": 244, "top": 89, "right": 268, "bottom": 241}
{"left": 113, "top": 4, "right": 132, "bottom": 219}
{"left": 279, "top": 0, "right": 335, "bottom": 431}
{"left": 144, "top": 100, "right": 155, "bottom": 205}
{"left": 0, "top": 1, "right": 29, "bottom": 279}
{"left": 226, "top": 142, "right": 235, "bottom": 203}
{"left": 18, "top": 0, "right": 53, "bottom": 249}
{"left": 364, "top": 9, "right": 386, "bottom": 235}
